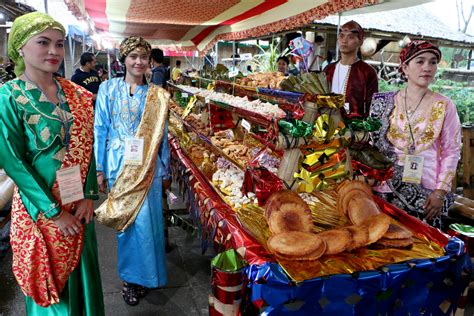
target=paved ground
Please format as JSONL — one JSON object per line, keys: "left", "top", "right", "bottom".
{"left": 0, "top": 194, "right": 213, "bottom": 316}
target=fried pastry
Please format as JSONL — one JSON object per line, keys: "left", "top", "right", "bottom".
{"left": 264, "top": 190, "right": 307, "bottom": 220}
{"left": 345, "top": 226, "right": 370, "bottom": 251}
{"left": 267, "top": 231, "right": 326, "bottom": 260}
{"left": 383, "top": 223, "right": 413, "bottom": 240}
{"left": 347, "top": 197, "right": 381, "bottom": 225}
{"left": 360, "top": 213, "right": 391, "bottom": 245}
{"left": 371, "top": 237, "right": 414, "bottom": 249}
{"left": 268, "top": 203, "right": 313, "bottom": 234}
{"left": 317, "top": 228, "right": 351, "bottom": 255}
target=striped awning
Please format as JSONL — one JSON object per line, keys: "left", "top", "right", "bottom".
{"left": 64, "top": 0, "right": 378, "bottom": 52}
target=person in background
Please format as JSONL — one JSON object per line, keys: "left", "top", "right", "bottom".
{"left": 277, "top": 56, "right": 290, "bottom": 75}
{"left": 94, "top": 36, "right": 170, "bottom": 306}
{"left": 277, "top": 56, "right": 299, "bottom": 76}
{"left": 0, "top": 11, "right": 104, "bottom": 314}
{"left": 71, "top": 52, "right": 101, "bottom": 104}
{"left": 324, "top": 20, "right": 378, "bottom": 119}
{"left": 110, "top": 54, "right": 123, "bottom": 78}
{"left": 171, "top": 59, "right": 182, "bottom": 82}
{"left": 150, "top": 48, "right": 169, "bottom": 88}
{"left": 321, "top": 50, "right": 335, "bottom": 71}
{"left": 370, "top": 40, "right": 461, "bottom": 229}
{"left": 308, "top": 35, "right": 324, "bottom": 72}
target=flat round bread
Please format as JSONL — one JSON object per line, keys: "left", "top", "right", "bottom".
{"left": 345, "top": 226, "right": 370, "bottom": 251}
{"left": 274, "top": 245, "right": 327, "bottom": 261}
{"left": 264, "top": 190, "right": 308, "bottom": 220}
{"left": 360, "top": 213, "right": 391, "bottom": 245}
{"left": 340, "top": 189, "right": 368, "bottom": 217}
{"left": 267, "top": 231, "right": 326, "bottom": 259}
{"left": 372, "top": 237, "right": 414, "bottom": 249}
{"left": 317, "top": 228, "right": 351, "bottom": 255}
{"left": 383, "top": 224, "right": 413, "bottom": 240}
{"left": 348, "top": 197, "right": 381, "bottom": 225}
{"left": 337, "top": 180, "right": 373, "bottom": 198}
{"left": 268, "top": 203, "right": 313, "bottom": 234}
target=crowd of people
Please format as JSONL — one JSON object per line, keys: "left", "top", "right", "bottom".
{"left": 0, "top": 11, "right": 463, "bottom": 315}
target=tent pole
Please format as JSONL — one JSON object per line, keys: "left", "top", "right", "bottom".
{"left": 336, "top": 12, "right": 341, "bottom": 60}
{"left": 107, "top": 50, "right": 111, "bottom": 79}
{"left": 68, "top": 35, "right": 74, "bottom": 73}
{"left": 232, "top": 41, "right": 236, "bottom": 68}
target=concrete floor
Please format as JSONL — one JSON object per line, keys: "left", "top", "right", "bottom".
{"left": 0, "top": 194, "right": 213, "bottom": 316}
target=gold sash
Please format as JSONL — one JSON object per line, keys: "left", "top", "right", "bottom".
{"left": 95, "top": 85, "right": 169, "bottom": 231}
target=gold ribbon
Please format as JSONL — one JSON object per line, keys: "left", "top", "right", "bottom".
{"left": 294, "top": 163, "right": 347, "bottom": 192}
{"left": 313, "top": 114, "right": 346, "bottom": 143}
{"left": 315, "top": 94, "right": 345, "bottom": 109}
{"left": 182, "top": 95, "right": 197, "bottom": 118}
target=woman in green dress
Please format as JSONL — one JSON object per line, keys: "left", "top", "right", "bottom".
{"left": 0, "top": 12, "right": 104, "bottom": 314}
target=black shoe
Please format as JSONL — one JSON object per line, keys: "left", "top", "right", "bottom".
{"left": 122, "top": 282, "right": 141, "bottom": 306}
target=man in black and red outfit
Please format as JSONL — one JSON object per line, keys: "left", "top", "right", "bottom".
{"left": 324, "top": 20, "right": 378, "bottom": 119}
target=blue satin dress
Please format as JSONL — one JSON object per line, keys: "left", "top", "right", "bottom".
{"left": 94, "top": 78, "right": 169, "bottom": 288}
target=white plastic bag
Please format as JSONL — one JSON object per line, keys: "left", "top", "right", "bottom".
{"left": 0, "top": 169, "right": 15, "bottom": 210}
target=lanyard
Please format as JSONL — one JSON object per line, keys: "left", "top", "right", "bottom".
{"left": 403, "top": 88, "right": 427, "bottom": 154}
{"left": 124, "top": 81, "right": 146, "bottom": 136}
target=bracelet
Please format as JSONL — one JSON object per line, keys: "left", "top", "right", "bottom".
{"left": 50, "top": 210, "right": 64, "bottom": 220}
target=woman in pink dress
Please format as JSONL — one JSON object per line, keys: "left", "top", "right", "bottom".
{"left": 370, "top": 40, "right": 461, "bottom": 229}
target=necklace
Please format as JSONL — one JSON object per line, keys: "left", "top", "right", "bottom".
{"left": 336, "top": 58, "right": 359, "bottom": 96}
{"left": 403, "top": 87, "right": 428, "bottom": 154}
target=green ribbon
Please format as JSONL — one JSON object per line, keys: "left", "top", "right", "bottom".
{"left": 211, "top": 249, "right": 248, "bottom": 272}
{"left": 278, "top": 119, "right": 313, "bottom": 138}
{"left": 347, "top": 117, "right": 382, "bottom": 132}
{"left": 449, "top": 223, "right": 474, "bottom": 237}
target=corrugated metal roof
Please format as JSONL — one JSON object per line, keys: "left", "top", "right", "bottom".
{"left": 315, "top": 5, "right": 474, "bottom": 45}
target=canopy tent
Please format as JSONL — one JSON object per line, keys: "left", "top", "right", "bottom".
{"left": 65, "top": 0, "right": 383, "bottom": 53}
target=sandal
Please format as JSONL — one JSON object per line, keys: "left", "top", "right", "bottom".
{"left": 136, "top": 285, "right": 148, "bottom": 298}
{"left": 122, "top": 282, "right": 140, "bottom": 306}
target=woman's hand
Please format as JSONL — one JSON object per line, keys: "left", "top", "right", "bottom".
{"left": 97, "top": 172, "right": 108, "bottom": 193}
{"left": 423, "top": 190, "right": 446, "bottom": 220}
{"left": 74, "top": 199, "right": 94, "bottom": 224}
{"left": 53, "top": 211, "right": 83, "bottom": 236}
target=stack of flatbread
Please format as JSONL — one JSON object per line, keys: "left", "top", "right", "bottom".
{"left": 265, "top": 191, "right": 327, "bottom": 261}
{"left": 265, "top": 182, "right": 414, "bottom": 261}
{"left": 336, "top": 180, "right": 413, "bottom": 250}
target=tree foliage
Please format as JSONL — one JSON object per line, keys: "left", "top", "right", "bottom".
{"left": 378, "top": 79, "right": 473, "bottom": 125}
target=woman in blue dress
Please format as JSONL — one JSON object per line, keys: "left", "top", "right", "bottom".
{"left": 94, "top": 36, "right": 170, "bottom": 306}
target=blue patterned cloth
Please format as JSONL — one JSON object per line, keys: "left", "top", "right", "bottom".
{"left": 94, "top": 78, "right": 170, "bottom": 287}
{"left": 246, "top": 238, "right": 472, "bottom": 315}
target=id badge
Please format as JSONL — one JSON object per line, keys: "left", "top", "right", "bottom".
{"left": 124, "top": 138, "right": 144, "bottom": 165}
{"left": 56, "top": 165, "right": 84, "bottom": 205}
{"left": 402, "top": 155, "right": 424, "bottom": 184}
